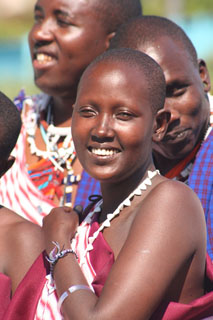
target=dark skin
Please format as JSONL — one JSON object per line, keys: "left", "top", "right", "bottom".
{"left": 42, "top": 60, "right": 206, "bottom": 320}
{"left": 0, "top": 156, "right": 44, "bottom": 295}
{"left": 26, "top": 0, "right": 115, "bottom": 205}
{"left": 0, "top": 156, "right": 15, "bottom": 179}
{"left": 0, "top": 208, "right": 44, "bottom": 295}
{"left": 136, "top": 36, "right": 211, "bottom": 174}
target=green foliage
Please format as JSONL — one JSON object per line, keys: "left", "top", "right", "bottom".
{"left": 141, "top": 0, "right": 165, "bottom": 15}
{"left": 141, "top": 0, "right": 213, "bottom": 16}
{"left": 0, "top": 17, "right": 33, "bottom": 39}
{"left": 206, "top": 57, "right": 213, "bottom": 94}
{"left": 185, "top": 0, "right": 213, "bottom": 14}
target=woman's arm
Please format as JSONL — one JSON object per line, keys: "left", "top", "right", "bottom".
{"left": 43, "top": 180, "right": 206, "bottom": 320}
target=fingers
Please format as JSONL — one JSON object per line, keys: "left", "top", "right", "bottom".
{"left": 52, "top": 205, "right": 84, "bottom": 224}
{"left": 43, "top": 206, "right": 81, "bottom": 247}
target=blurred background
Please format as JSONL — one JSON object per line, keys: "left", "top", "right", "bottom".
{"left": 0, "top": 0, "right": 213, "bottom": 100}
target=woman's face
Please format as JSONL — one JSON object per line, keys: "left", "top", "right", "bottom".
{"left": 72, "top": 61, "right": 155, "bottom": 184}
{"left": 28, "top": 0, "right": 111, "bottom": 97}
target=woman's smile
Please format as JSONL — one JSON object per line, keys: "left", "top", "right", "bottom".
{"left": 89, "top": 147, "right": 120, "bottom": 157}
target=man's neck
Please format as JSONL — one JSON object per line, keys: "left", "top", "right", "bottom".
{"left": 51, "top": 95, "right": 76, "bottom": 127}
{"left": 153, "top": 152, "right": 180, "bottom": 175}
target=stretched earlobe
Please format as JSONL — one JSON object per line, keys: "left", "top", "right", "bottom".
{"left": 198, "top": 59, "right": 211, "bottom": 93}
{"left": 105, "top": 32, "right": 116, "bottom": 49}
{"left": 152, "top": 109, "right": 170, "bottom": 142}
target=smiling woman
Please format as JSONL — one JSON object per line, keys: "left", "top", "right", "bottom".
{"left": 72, "top": 55, "right": 158, "bottom": 184}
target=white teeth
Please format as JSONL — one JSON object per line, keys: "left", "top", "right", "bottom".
{"left": 36, "top": 53, "right": 53, "bottom": 63}
{"left": 91, "top": 148, "right": 118, "bottom": 156}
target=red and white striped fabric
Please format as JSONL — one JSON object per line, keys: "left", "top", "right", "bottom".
{"left": 0, "top": 109, "right": 55, "bottom": 226}
{"left": 34, "top": 218, "right": 96, "bottom": 319}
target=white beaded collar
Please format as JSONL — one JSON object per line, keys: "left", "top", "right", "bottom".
{"left": 77, "top": 169, "right": 160, "bottom": 255}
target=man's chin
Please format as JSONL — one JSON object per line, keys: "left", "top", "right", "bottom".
{"left": 153, "top": 144, "right": 187, "bottom": 161}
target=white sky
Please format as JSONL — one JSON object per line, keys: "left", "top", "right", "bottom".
{"left": 0, "top": 0, "right": 35, "bottom": 18}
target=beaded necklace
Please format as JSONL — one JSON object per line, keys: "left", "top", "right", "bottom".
{"left": 75, "top": 169, "right": 159, "bottom": 260}
{"left": 27, "top": 99, "right": 80, "bottom": 206}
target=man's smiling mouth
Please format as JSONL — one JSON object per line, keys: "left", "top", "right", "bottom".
{"left": 35, "top": 53, "right": 54, "bottom": 64}
{"left": 164, "top": 129, "right": 190, "bottom": 142}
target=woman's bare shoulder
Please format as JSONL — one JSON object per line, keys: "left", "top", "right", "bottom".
{"left": 146, "top": 178, "right": 204, "bottom": 218}
{"left": 133, "top": 177, "right": 206, "bottom": 248}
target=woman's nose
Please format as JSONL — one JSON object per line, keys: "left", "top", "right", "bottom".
{"left": 91, "top": 115, "right": 115, "bottom": 142}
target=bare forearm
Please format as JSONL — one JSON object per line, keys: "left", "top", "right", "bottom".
{"left": 54, "top": 254, "right": 98, "bottom": 320}
{"left": 43, "top": 208, "right": 100, "bottom": 319}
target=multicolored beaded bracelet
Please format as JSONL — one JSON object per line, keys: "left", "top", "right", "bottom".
{"left": 46, "top": 241, "right": 78, "bottom": 279}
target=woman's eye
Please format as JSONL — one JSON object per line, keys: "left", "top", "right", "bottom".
{"left": 116, "top": 112, "right": 134, "bottom": 121}
{"left": 78, "top": 108, "right": 96, "bottom": 118}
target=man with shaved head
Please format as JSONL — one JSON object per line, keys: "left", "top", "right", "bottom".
{"left": 110, "top": 15, "right": 213, "bottom": 260}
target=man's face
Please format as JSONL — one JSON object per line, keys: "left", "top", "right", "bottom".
{"left": 28, "top": 0, "right": 112, "bottom": 97}
{"left": 141, "top": 36, "right": 210, "bottom": 160}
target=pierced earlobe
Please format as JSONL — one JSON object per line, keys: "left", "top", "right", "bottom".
{"left": 152, "top": 109, "right": 170, "bottom": 142}
{"left": 105, "top": 32, "right": 116, "bottom": 49}
{"left": 198, "top": 59, "right": 211, "bottom": 93}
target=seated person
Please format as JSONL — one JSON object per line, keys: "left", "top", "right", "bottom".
{"left": 109, "top": 15, "right": 213, "bottom": 260}
{"left": 2, "top": 49, "right": 213, "bottom": 319}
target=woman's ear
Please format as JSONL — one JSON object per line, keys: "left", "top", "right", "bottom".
{"left": 152, "top": 109, "right": 170, "bottom": 142}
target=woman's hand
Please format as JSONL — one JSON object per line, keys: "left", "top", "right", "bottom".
{"left": 42, "top": 206, "right": 82, "bottom": 255}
